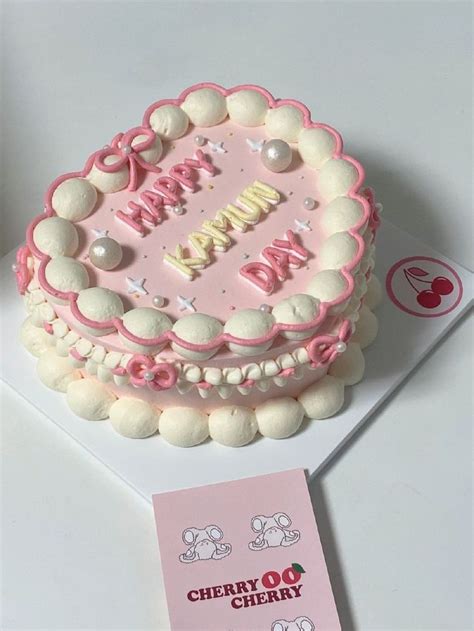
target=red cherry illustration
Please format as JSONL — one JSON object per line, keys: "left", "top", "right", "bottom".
{"left": 417, "top": 290, "right": 441, "bottom": 309}
{"left": 431, "top": 276, "right": 454, "bottom": 295}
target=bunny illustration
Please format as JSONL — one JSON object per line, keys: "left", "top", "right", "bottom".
{"left": 179, "top": 525, "right": 232, "bottom": 563}
{"left": 248, "top": 512, "right": 300, "bottom": 551}
{"left": 271, "top": 616, "right": 315, "bottom": 631}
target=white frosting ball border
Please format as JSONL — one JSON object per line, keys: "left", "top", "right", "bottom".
{"left": 26, "top": 82, "right": 374, "bottom": 359}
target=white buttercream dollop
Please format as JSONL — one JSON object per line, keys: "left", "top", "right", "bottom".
{"left": 66, "top": 378, "right": 116, "bottom": 420}
{"left": 306, "top": 269, "right": 349, "bottom": 313}
{"left": 36, "top": 349, "right": 81, "bottom": 392}
{"left": 87, "top": 155, "right": 129, "bottom": 193}
{"left": 52, "top": 177, "right": 98, "bottom": 222}
{"left": 272, "top": 294, "right": 320, "bottom": 340}
{"left": 44, "top": 257, "right": 89, "bottom": 303}
{"left": 33, "top": 217, "right": 79, "bottom": 258}
{"left": 351, "top": 305, "right": 378, "bottom": 349}
{"left": 181, "top": 88, "right": 227, "bottom": 127}
{"left": 171, "top": 313, "right": 223, "bottom": 360}
{"left": 109, "top": 398, "right": 160, "bottom": 438}
{"left": 298, "top": 127, "right": 336, "bottom": 168}
{"left": 224, "top": 309, "right": 275, "bottom": 356}
{"left": 319, "top": 231, "right": 359, "bottom": 270}
{"left": 159, "top": 407, "right": 209, "bottom": 447}
{"left": 321, "top": 197, "right": 365, "bottom": 235}
{"left": 149, "top": 104, "right": 189, "bottom": 139}
{"left": 365, "top": 274, "right": 383, "bottom": 310}
{"left": 319, "top": 158, "right": 359, "bottom": 200}
{"left": 119, "top": 307, "right": 172, "bottom": 354}
{"left": 130, "top": 133, "right": 162, "bottom": 165}
{"left": 20, "top": 316, "right": 53, "bottom": 357}
{"left": 208, "top": 406, "right": 258, "bottom": 447}
{"left": 265, "top": 105, "right": 303, "bottom": 142}
{"left": 76, "top": 288, "right": 124, "bottom": 336}
{"left": 256, "top": 397, "right": 304, "bottom": 439}
{"left": 298, "top": 375, "right": 345, "bottom": 419}
{"left": 329, "top": 342, "right": 365, "bottom": 385}
{"left": 226, "top": 89, "right": 268, "bottom": 126}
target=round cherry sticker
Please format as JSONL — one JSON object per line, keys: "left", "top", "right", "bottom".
{"left": 386, "top": 256, "right": 463, "bottom": 318}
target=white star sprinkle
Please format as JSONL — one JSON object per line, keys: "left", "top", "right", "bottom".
{"left": 177, "top": 295, "right": 196, "bottom": 312}
{"left": 92, "top": 228, "right": 109, "bottom": 238}
{"left": 295, "top": 218, "right": 312, "bottom": 232}
{"left": 207, "top": 141, "right": 227, "bottom": 154}
{"left": 246, "top": 138, "right": 265, "bottom": 152}
{"left": 126, "top": 277, "right": 148, "bottom": 295}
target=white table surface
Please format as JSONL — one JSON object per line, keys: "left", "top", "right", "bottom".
{"left": 1, "top": 2, "right": 472, "bottom": 629}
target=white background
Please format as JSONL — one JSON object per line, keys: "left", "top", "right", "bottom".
{"left": 1, "top": 1, "right": 472, "bottom": 629}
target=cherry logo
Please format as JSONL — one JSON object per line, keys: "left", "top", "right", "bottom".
{"left": 386, "top": 256, "right": 462, "bottom": 318}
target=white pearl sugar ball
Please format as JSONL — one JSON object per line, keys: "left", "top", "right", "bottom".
{"left": 76, "top": 287, "right": 124, "bottom": 336}
{"left": 319, "top": 232, "right": 359, "bottom": 270}
{"left": 224, "top": 308, "right": 275, "bottom": 357}
{"left": 88, "top": 237, "right": 123, "bottom": 271}
{"left": 33, "top": 216, "right": 79, "bottom": 258}
{"left": 298, "top": 127, "right": 336, "bottom": 168}
{"left": 120, "top": 307, "right": 172, "bottom": 354}
{"left": 149, "top": 104, "right": 189, "bottom": 140}
{"left": 171, "top": 313, "right": 223, "bottom": 360}
{"left": 208, "top": 406, "right": 258, "bottom": 447}
{"left": 181, "top": 88, "right": 227, "bottom": 127}
{"left": 226, "top": 89, "right": 268, "bottom": 126}
{"left": 261, "top": 139, "right": 293, "bottom": 173}
{"left": 44, "top": 256, "right": 89, "bottom": 301}
{"left": 159, "top": 407, "right": 209, "bottom": 447}
{"left": 272, "top": 294, "right": 320, "bottom": 340}
{"left": 265, "top": 105, "right": 304, "bottom": 142}
{"left": 52, "top": 177, "right": 97, "bottom": 222}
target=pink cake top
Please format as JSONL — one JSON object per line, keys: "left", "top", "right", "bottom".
{"left": 20, "top": 83, "right": 379, "bottom": 358}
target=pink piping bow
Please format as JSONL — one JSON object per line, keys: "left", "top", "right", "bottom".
{"left": 126, "top": 355, "right": 178, "bottom": 391}
{"left": 306, "top": 320, "right": 352, "bottom": 368}
{"left": 89, "top": 126, "right": 162, "bottom": 191}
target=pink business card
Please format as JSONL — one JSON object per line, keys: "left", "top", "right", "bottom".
{"left": 152, "top": 469, "right": 340, "bottom": 630}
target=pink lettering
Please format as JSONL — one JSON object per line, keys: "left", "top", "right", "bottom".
{"left": 169, "top": 163, "right": 196, "bottom": 192}
{"left": 184, "top": 149, "right": 216, "bottom": 176}
{"left": 240, "top": 262, "right": 276, "bottom": 295}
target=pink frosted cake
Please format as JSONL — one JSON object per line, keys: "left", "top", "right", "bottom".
{"left": 16, "top": 83, "right": 382, "bottom": 447}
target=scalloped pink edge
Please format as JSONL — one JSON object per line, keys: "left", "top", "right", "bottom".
{"left": 24, "top": 82, "right": 376, "bottom": 353}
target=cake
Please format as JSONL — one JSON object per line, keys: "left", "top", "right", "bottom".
{"left": 15, "top": 83, "right": 382, "bottom": 447}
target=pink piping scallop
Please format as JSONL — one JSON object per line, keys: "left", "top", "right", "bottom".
{"left": 24, "top": 83, "right": 376, "bottom": 354}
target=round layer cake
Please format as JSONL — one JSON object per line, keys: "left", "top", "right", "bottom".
{"left": 16, "top": 83, "right": 382, "bottom": 447}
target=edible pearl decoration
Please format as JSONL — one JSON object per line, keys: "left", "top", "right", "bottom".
{"left": 152, "top": 295, "right": 165, "bottom": 308}
{"left": 260, "top": 139, "right": 292, "bottom": 173}
{"left": 173, "top": 204, "right": 185, "bottom": 215}
{"left": 259, "top": 304, "right": 272, "bottom": 313}
{"left": 335, "top": 341, "right": 347, "bottom": 353}
{"left": 122, "top": 144, "right": 132, "bottom": 155}
{"left": 143, "top": 370, "right": 155, "bottom": 381}
{"left": 88, "top": 237, "right": 123, "bottom": 271}
{"left": 194, "top": 135, "right": 206, "bottom": 146}
{"left": 303, "top": 197, "right": 316, "bottom": 210}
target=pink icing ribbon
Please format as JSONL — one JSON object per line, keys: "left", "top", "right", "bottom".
{"left": 14, "top": 245, "right": 33, "bottom": 295}
{"left": 126, "top": 355, "right": 177, "bottom": 391}
{"left": 86, "top": 126, "right": 162, "bottom": 192}
{"left": 306, "top": 319, "right": 352, "bottom": 367}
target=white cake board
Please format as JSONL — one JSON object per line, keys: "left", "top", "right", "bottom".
{"left": 1, "top": 220, "right": 472, "bottom": 503}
